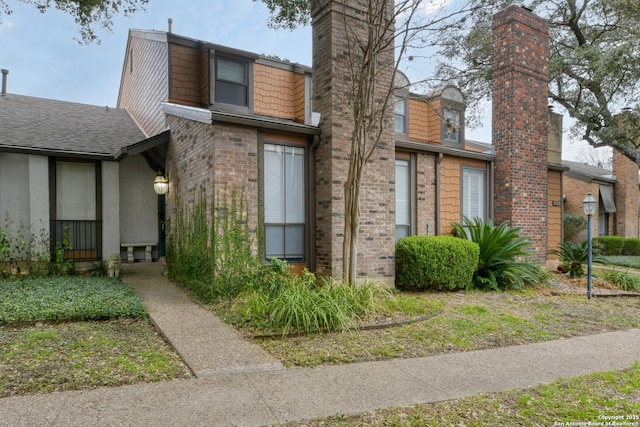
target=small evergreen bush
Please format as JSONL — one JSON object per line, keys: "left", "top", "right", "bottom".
{"left": 563, "top": 212, "right": 587, "bottom": 242}
{"left": 395, "top": 235, "right": 479, "bottom": 291}
{"left": 594, "top": 236, "right": 624, "bottom": 256}
{"left": 622, "top": 238, "right": 640, "bottom": 256}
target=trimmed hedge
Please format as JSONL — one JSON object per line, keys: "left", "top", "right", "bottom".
{"left": 594, "top": 236, "right": 624, "bottom": 256}
{"left": 622, "top": 238, "right": 640, "bottom": 256}
{"left": 395, "top": 235, "right": 479, "bottom": 291}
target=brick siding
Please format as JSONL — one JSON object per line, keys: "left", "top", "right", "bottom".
{"left": 312, "top": 0, "right": 396, "bottom": 282}
{"left": 613, "top": 150, "right": 639, "bottom": 238}
{"left": 492, "top": 6, "right": 550, "bottom": 260}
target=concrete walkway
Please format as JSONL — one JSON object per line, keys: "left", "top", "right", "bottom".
{"left": 121, "top": 263, "right": 284, "bottom": 377}
{"left": 1, "top": 263, "right": 639, "bottom": 426}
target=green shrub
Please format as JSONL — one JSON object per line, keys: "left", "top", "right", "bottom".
{"left": 0, "top": 276, "right": 147, "bottom": 324}
{"left": 594, "top": 269, "right": 640, "bottom": 291}
{"left": 622, "top": 238, "right": 640, "bottom": 256}
{"left": 451, "top": 218, "right": 541, "bottom": 291}
{"left": 600, "top": 256, "right": 640, "bottom": 269}
{"left": 551, "top": 241, "right": 606, "bottom": 277}
{"left": 594, "top": 236, "right": 624, "bottom": 256}
{"left": 395, "top": 235, "right": 479, "bottom": 291}
{"left": 563, "top": 212, "right": 587, "bottom": 242}
{"left": 236, "top": 267, "right": 387, "bottom": 335}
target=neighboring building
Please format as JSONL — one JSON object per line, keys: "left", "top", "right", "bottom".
{"left": 562, "top": 152, "right": 640, "bottom": 243}
{"left": 115, "top": 2, "right": 563, "bottom": 284}
{"left": 0, "top": 72, "right": 162, "bottom": 263}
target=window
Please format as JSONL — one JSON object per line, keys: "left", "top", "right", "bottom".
{"left": 443, "top": 108, "right": 461, "bottom": 143}
{"left": 395, "top": 159, "right": 410, "bottom": 240}
{"left": 394, "top": 95, "right": 407, "bottom": 134}
{"left": 462, "top": 167, "right": 486, "bottom": 223}
{"left": 264, "top": 144, "right": 305, "bottom": 261}
{"left": 215, "top": 56, "right": 248, "bottom": 107}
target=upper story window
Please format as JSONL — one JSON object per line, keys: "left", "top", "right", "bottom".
{"left": 394, "top": 95, "right": 407, "bottom": 134}
{"left": 210, "top": 50, "right": 254, "bottom": 114}
{"left": 215, "top": 56, "right": 248, "bottom": 106}
{"left": 443, "top": 108, "right": 461, "bottom": 143}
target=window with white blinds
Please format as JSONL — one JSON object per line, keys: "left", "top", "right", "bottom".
{"left": 264, "top": 144, "right": 305, "bottom": 261}
{"left": 395, "top": 159, "right": 410, "bottom": 240}
{"left": 462, "top": 167, "right": 486, "bottom": 222}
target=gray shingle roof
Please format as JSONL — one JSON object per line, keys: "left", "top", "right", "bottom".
{"left": 562, "top": 160, "right": 616, "bottom": 183}
{"left": 0, "top": 93, "right": 146, "bottom": 158}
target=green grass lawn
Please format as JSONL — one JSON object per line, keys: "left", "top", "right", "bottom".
{"left": 0, "top": 276, "right": 192, "bottom": 397}
{"left": 213, "top": 281, "right": 640, "bottom": 367}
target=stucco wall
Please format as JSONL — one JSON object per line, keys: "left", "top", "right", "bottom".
{"left": 0, "top": 153, "right": 31, "bottom": 236}
{"left": 102, "top": 161, "right": 121, "bottom": 259}
{"left": 119, "top": 155, "right": 159, "bottom": 260}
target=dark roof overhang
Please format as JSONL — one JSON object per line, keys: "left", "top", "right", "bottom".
{"left": 116, "top": 129, "right": 170, "bottom": 174}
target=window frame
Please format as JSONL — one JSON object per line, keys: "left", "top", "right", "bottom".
{"left": 395, "top": 153, "right": 416, "bottom": 240}
{"left": 394, "top": 94, "right": 408, "bottom": 136}
{"left": 443, "top": 108, "right": 462, "bottom": 144}
{"left": 261, "top": 140, "right": 308, "bottom": 263}
{"left": 460, "top": 165, "right": 488, "bottom": 224}
{"left": 209, "top": 50, "right": 254, "bottom": 114}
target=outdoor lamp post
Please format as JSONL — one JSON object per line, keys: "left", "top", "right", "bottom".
{"left": 582, "top": 193, "right": 597, "bottom": 300}
{"left": 153, "top": 173, "right": 169, "bottom": 195}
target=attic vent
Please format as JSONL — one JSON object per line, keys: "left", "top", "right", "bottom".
{"left": 1, "top": 69, "right": 8, "bottom": 96}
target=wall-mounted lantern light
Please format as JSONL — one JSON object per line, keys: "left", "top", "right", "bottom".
{"left": 153, "top": 173, "right": 169, "bottom": 195}
{"left": 582, "top": 193, "right": 597, "bottom": 299}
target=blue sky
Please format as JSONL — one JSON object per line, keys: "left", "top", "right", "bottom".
{"left": 0, "top": 0, "right": 313, "bottom": 106}
{"left": 0, "top": 0, "right": 592, "bottom": 159}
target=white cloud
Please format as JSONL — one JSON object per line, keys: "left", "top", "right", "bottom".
{"left": 421, "top": 0, "right": 453, "bottom": 15}
{"left": 0, "top": 18, "right": 13, "bottom": 32}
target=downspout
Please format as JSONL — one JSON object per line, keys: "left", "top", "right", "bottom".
{"left": 435, "top": 153, "right": 443, "bottom": 235}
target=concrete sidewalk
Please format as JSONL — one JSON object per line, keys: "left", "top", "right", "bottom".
{"left": 1, "top": 263, "right": 639, "bottom": 426}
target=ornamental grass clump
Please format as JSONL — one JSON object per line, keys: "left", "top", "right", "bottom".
{"left": 236, "top": 260, "right": 387, "bottom": 335}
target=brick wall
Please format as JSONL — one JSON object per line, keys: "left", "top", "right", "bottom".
{"left": 613, "top": 150, "right": 639, "bottom": 238}
{"left": 311, "top": 0, "right": 396, "bottom": 282}
{"left": 117, "top": 32, "right": 169, "bottom": 137}
{"left": 547, "top": 169, "right": 563, "bottom": 255}
{"left": 415, "top": 152, "right": 437, "bottom": 236}
{"left": 164, "top": 114, "right": 260, "bottom": 251}
{"left": 492, "top": 6, "right": 550, "bottom": 260}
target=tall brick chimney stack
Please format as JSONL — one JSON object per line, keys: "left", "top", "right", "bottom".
{"left": 311, "top": 0, "right": 396, "bottom": 283}
{"left": 492, "top": 6, "right": 550, "bottom": 260}
{"left": 613, "top": 150, "right": 639, "bottom": 238}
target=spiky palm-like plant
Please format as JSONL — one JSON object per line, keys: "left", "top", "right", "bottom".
{"left": 451, "top": 217, "right": 539, "bottom": 291}
{"left": 550, "top": 241, "right": 606, "bottom": 278}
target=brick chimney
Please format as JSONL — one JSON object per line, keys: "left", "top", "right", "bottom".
{"left": 311, "top": 0, "right": 396, "bottom": 283}
{"left": 492, "top": 6, "right": 550, "bottom": 260}
{"left": 613, "top": 150, "right": 639, "bottom": 238}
